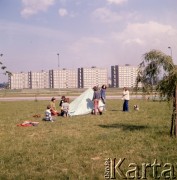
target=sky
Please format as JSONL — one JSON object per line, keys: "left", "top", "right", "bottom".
{"left": 0, "top": 0, "right": 177, "bottom": 82}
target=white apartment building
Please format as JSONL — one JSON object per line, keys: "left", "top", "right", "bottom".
{"left": 9, "top": 65, "right": 139, "bottom": 89}
{"left": 111, "top": 65, "right": 138, "bottom": 88}
{"left": 30, "top": 71, "right": 49, "bottom": 89}
{"left": 9, "top": 72, "right": 29, "bottom": 89}
{"left": 9, "top": 67, "right": 108, "bottom": 89}
{"left": 9, "top": 71, "right": 49, "bottom": 89}
{"left": 78, "top": 67, "right": 108, "bottom": 88}
{"left": 49, "top": 69, "right": 77, "bottom": 89}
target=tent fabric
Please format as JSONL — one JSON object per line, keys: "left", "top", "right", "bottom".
{"left": 68, "top": 88, "right": 104, "bottom": 116}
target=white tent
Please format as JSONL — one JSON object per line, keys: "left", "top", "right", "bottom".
{"left": 69, "top": 88, "right": 104, "bottom": 116}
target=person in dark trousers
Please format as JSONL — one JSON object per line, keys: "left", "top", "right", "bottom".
{"left": 122, "top": 87, "right": 130, "bottom": 112}
{"left": 100, "top": 84, "right": 107, "bottom": 111}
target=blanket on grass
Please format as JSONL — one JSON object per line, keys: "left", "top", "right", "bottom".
{"left": 17, "top": 121, "right": 39, "bottom": 127}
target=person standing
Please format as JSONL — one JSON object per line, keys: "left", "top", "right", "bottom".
{"left": 122, "top": 87, "right": 130, "bottom": 112}
{"left": 92, "top": 86, "right": 102, "bottom": 115}
{"left": 100, "top": 85, "right": 107, "bottom": 111}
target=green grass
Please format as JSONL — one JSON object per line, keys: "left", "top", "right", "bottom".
{"left": 0, "top": 88, "right": 137, "bottom": 97}
{"left": 0, "top": 99, "right": 177, "bottom": 179}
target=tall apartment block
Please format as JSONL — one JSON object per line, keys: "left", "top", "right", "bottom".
{"left": 9, "top": 67, "right": 108, "bottom": 89}
{"left": 8, "top": 72, "right": 29, "bottom": 89}
{"left": 9, "top": 65, "right": 138, "bottom": 89}
{"left": 111, "top": 64, "right": 138, "bottom": 88}
{"left": 30, "top": 71, "right": 49, "bottom": 89}
{"left": 49, "top": 69, "right": 77, "bottom": 89}
{"left": 9, "top": 71, "right": 49, "bottom": 89}
{"left": 78, "top": 67, "right": 108, "bottom": 88}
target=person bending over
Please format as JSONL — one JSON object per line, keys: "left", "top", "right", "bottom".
{"left": 92, "top": 86, "right": 102, "bottom": 115}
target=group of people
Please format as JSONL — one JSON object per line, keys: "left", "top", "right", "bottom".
{"left": 92, "top": 85, "right": 130, "bottom": 114}
{"left": 43, "top": 96, "right": 70, "bottom": 122}
{"left": 43, "top": 85, "right": 130, "bottom": 121}
{"left": 92, "top": 85, "right": 107, "bottom": 115}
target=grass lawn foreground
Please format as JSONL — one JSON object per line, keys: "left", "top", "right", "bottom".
{"left": 0, "top": 99, "right": 177, "bottom": 179}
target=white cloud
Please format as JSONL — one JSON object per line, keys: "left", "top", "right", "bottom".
{"left": 92, "top": 7, "right": 122, "bottom": 23}
{"left": 128, "top": 21, "right": 173, "bottom": 34}
{"left": 107, "top": 0, "right": 127, "bottom": 5}
{"left": 124, "top": 21, "right": 176, "bottom": 42}
{"left": 124, "top": 38, "right": 144, "bottom": 45}
{"left": 58, "top": 8, "right": 68, "bottom": 17}
{"left": 21, "top": 0, "right": 55, "bottom": 18}
{"left": 110, "top": 21, "right": 176, "bottom": 45}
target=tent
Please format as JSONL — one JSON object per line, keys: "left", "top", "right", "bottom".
{"left": 68, "top": 88, "right": 104, "bottom": 116}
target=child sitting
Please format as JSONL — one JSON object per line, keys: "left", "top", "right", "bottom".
{"left": 61, "top": 98, "right": 69, "bottom": 117}
{"left": 43, "top": 105, "right": 54, "bottom": 122}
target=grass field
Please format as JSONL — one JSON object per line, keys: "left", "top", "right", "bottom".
{"left": 0, "top": 99, "right": 177, "bottom": 179}
{"left": 0, "top": 87, "right": 141, "bottom": 97}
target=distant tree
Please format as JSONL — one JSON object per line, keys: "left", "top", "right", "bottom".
{"left": 136, "top": 49, "right": 177, "bottom": 136}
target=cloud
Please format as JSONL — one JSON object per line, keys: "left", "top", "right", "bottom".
{"left": 92, "top": 7, "right": 122, "bottom": 23}
{"left": 21, "top": 0, "right": 55, "bottom": 18}
{"left": 124, "top": 38, "right": 144, "bottom": 45}
{"left": 92, "top": 7, "right": 138, "bottom": 24}
{"left": 128, "top": 21, "right": 174, "bottom": 34}
{"left": 110, "top": 21, "right": 177, "bottom": 50}
{"left": 58, "top": 8, "right": 68, "bottom": 17}
{"left": 107, "top": 0, "right": 127, "bottom": 5}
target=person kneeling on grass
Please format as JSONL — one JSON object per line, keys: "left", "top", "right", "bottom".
{"left": 43, "top": 105, "right": 54, "bottom": 122}
{"left": 61, "top": 98, "right": 69, "bottom": 117}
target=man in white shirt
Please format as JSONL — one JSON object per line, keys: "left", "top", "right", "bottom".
{"left": 122, "top": 87, "right": 130, "bottom": 112}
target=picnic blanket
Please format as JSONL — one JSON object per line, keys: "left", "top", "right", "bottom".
{"left": 17, "top": 121, "right": 39, "bottom": 127}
